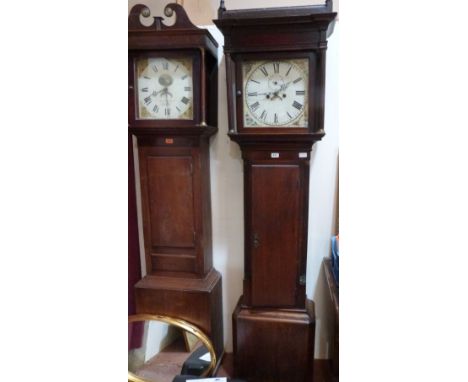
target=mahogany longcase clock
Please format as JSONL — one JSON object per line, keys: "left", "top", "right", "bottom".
{"left": 214, "top": 1, "right": 336, "bottom": 381}
{"left": 128, "top": 3, "right": 224, "bottom": 364}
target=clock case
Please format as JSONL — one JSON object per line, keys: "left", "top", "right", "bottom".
{"left": 214, "top": 2, "right": 336, "bottom": 381}
{"left": 128, "top": 3, "right": 224, "bottom": 364}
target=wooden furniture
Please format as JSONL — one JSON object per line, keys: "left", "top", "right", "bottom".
{"left": 128, "top": 3, "right": 223, "bottom": 365}
{"left": 323, "top": 258, "right": 339, "bottom": 378}
{"left": 214, "top": 2, "right": 336, "bottom": 381}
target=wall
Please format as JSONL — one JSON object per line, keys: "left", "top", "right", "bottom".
{"left": 129, "top": 1, "right": 339, "bottom": 358}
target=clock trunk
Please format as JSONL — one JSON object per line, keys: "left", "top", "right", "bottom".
{"left": 242, "top": 150, "right": 310, "bottom": 309}
{"left": 137, "top": 136, "right": 214, "bottom": 277}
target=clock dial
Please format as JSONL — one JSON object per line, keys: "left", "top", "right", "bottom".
{"left": 136, "top": 57, "right": 194, "bottom": 120}
{"left": 242, "top": 59, "right": 309, "bottom": 128}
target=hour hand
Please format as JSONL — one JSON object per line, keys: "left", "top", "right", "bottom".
{"left": 155, "top": 87, "right": 173, "bottom": 98}
{"left": 271, "top": 93, "right": 283, "bottom": 101}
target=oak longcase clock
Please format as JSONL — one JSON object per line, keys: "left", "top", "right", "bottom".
{"left": 128, "top": 3, "right": 223, "bottom": 364}
{"left": 214, "top": 1, "right": 336, "bottom": 381}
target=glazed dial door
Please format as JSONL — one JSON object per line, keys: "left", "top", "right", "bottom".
{"left": 242, "top": 59, "right": 309, "bottom": 128}
{"left": 136, "top": 57, "right": 194, "bottom": 120}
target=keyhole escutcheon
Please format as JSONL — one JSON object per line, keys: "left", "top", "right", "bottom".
{"left": 253, "top": 233, "right": 260, "bottom": 249}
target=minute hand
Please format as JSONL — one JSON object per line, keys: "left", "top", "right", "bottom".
{"left": 280, "top": 81, "right": 293, "bottom": 91}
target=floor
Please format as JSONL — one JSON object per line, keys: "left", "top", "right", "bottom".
{"left": 132, "top": 337, "right": 202, "bottom": 382}
{"left": 216, "top": 353, "right": 337, "bottom": 382}
{"left": 132, "top": 343, "right": 337, "bottom": 382}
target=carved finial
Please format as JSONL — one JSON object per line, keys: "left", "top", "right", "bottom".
{"left": 128, "top": 4, "right": 152, "bottom": 29}
{"left": 128, "top": 3, "right": 199, "bottom": 31}
{"left": 218, "top": 0, "right": 226, "bottom": 18}
{"left": 163, "top": 3, "right": 197, "bottom": 29}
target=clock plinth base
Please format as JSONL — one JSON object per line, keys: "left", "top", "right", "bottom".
{"left": 134, "top": 268, "right": 224, "bottom": 364}
{"left": 233, "top": 297, "right": 315, "bottom": 382}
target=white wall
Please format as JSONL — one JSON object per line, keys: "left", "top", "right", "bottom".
{"left": 129, "top": 1, "right": 339, "bottom": 358}
{"left": 307, "top": 23, "right": 339, "bottom": 357}
{"left": 207, "top": 25, "right": 245, "bottom": 355}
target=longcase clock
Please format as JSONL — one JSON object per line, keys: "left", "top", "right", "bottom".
{"left": 128, "top": 3, "right": 224, "bottom": 364}
{"left": 214, "top": 1, "right": 336, "bottom": 381}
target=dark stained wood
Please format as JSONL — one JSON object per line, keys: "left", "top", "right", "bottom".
{"left": 217, "top": 1, "right": 334, "bottom": 19}
{"left": 241, "top": 148, "right": 311, "bottom": 309}
{"left": 214, "top": 3, "right": 337, "bottom": 381}
{"left": 215, "top": 352, "right": 234, "bottom": 378}
{"left": 148, "top": 156, "right": 195, "bottom": 248}
{"left": 135, "top": 269, "right": 224, "bottom": 366}
{"left": 129, "top": 3, "right": 223, "bottom": 363}
{"left": 216, "top": 353, "right": 336, "bottom": 382}
{"left": 138, "top": 136, "right": 216, "bottom": 277}
{"left": 323, "top": 258, "right": 339, "bottom": 316}
{"left": 313, "top": 360, "right": 338, "bottom": 382}
{"left": 233, "top": 297, "right": 315, "bottom": 382}
{"left": 250, "top": 164, "right": 301, "bottom": 307}
{"left": 129, "top": 134, "right": 144, "bottom": 350}
{"left": 128, "top": 133, "right": 141, "bottom": 317}
{"left": 129, "top": 3, "right": 200, "bottom": 32}
{"left": 324, "top": 258, "right": 339, "bottom": 378}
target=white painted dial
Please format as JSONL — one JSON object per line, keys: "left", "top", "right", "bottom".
{"left": 136, "top": 57, "right": 193, "bottom": 120}
{"left": 242, "top": 59, "right": 309, "bottom": 128}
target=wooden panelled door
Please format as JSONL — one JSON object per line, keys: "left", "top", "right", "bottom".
{"left": 139, "top": 145, "right": 201, "bottom": 275}
{"left": 249, "top": 164, "right": 301, "bottom": 307}
{"left": 148, "top": 155, "right": 196, "bottom": 249}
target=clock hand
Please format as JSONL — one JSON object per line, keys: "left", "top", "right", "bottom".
{"left": 158, "top": 87, "right": 173, "bottom": 99}
{"left": 280, "top": 81, "right": 292, "bottom": 91}
{"left": 270, "top": 90, "right": 283, "bottom": 101}
{"left": 163, "top": 91, "right": 170, "bottom": 106}
{"left": 251, "top": 92, "right": 282, "bottom": 97}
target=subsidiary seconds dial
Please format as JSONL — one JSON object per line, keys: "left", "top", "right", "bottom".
{"left": 136, "top": 57, "right": 193, "bottom": 120}
{"left": 242, "top": 59, "right": 309, "bottom": 128}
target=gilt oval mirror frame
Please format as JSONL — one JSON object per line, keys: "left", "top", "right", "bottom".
{"left": 128, "top": 314, "right": 217, "bottom": 382}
